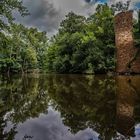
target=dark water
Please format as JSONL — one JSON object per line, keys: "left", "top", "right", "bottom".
{"left": 0, "top": 74, "right": 140, "bottom": 140}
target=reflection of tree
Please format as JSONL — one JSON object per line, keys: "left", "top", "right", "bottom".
{"left": 1, "top": 74, "right": 140, "bottom": 140}
{"left": 46, "top": 75, "right": 117, "bottom": 139}
{"left": 0, "top": 74, "right": 49, "bottom": 139}
{"left": 0, "top": 112, "right": 17, "bottom": 140}
{"left": 46, "top": 75, "right": 140, "bottom": 139}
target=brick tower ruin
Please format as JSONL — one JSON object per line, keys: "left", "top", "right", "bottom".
{"left": 115, "top": 11, "right": 140, "bottom": 74}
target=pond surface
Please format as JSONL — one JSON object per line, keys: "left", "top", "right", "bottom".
{"left": 0, "top": 74, "right": 140, "bottom": 140}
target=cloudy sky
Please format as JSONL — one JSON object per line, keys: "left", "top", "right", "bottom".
{"left": 15, "top": 0, "right": 140, "bottom": 36}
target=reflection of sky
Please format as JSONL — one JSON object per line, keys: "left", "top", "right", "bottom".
{"left": 7, "top": 108, "right": 99, "bottom": 140}
{"left": 133, "top": 124, "right": 140, "bottom": 140}
{"left": 4, "top": 108, "right": 140, "bottom": 140}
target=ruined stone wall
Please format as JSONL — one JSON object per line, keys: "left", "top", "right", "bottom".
{"left": 115, "top": 11, "right": 140, "bottom": 73}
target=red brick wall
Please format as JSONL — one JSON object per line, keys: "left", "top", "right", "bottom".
{"left": 115, "top": 11, "right": 140, "bottom": 73}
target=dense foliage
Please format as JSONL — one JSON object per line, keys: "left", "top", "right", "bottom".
{"left": 0, "top": 24, "right": 48, "bottom": 73}
{"left": 0, "top": 0, "right": 28, "bottom": 30}
{"left": 134, "top": 11, "right": 140, "bottom": 48}
{"left": 1, "top": 1, "right": 140, "bottom": 74}
{"left": 45, "top": 4, "right": 115, "bottom": 74}
{"left": 0, "top": 0, "right": 48, "bottom": 74}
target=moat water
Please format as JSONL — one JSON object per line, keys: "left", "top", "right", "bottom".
{"left": 0, "top": 74, "right": 140, "bottom": 140}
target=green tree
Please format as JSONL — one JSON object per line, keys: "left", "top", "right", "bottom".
{"left": 86, "top": 4, "right": 115, "bottom": 73}
{"left": 45, "top": 4, "right": 115, "bottom": 74}
{"left": 0, "top": 0, "right": 28, "bottom": 30}
{"left": 0, "top": 24, "right": 48, "bottom": 73}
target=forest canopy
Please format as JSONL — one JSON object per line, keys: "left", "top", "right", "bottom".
{"left": 0, "top": 1, "right": 140, "bottom": 74}
{"left": 0, "top": 0, "right": 48, "bottom": 73}
{"left": 45, "top": 4, "right": 115, "bottom": 74}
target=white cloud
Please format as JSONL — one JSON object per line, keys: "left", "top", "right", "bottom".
{"left": 16, "top": 0, "right": 98, "bottom": 36}
{"left": 15, "top": 0, "right": 140, "bottom": 36}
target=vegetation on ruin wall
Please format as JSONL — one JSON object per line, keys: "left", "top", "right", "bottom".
{"left": 0, "top": 1, "right": 140, "bottom": 74}
{"left": 134, "top": 11, "right": 140, "bottom": 48}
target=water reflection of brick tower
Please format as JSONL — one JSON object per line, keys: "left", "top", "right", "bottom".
{"left": 115, "top": 11, "right": 140, "bottom": 74}
{"left": 116, "top": 76, "right": 136, "bottom": 136}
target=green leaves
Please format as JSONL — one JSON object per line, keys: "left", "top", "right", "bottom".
{"left": 0, "top": 0, "right": 28, "bottom": 30}
{"left": 133, "top": 12, "right": 140, "bottom": 48}
{"left": 45, "top": 4, "right": 115, "bottom": 74}
{"left": 59, "top": 12, "right": 86, "bottom": 34}
{"left": 0, "top": 24, "right": 48, "bottom": 73}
